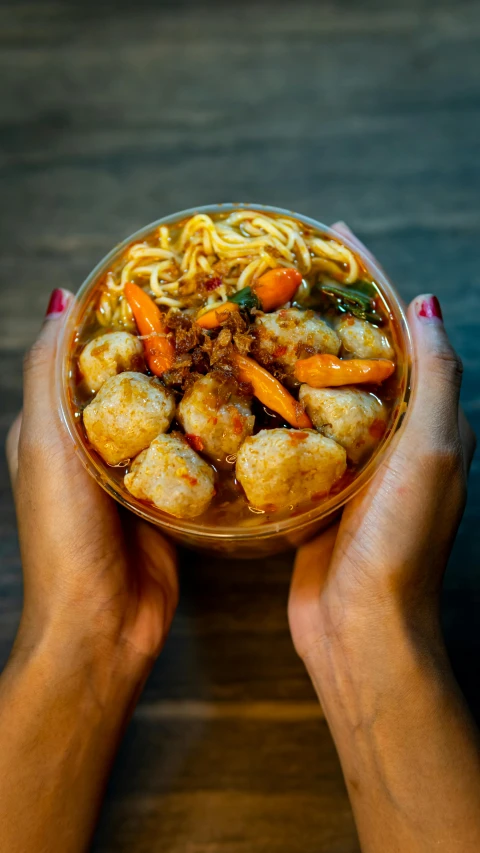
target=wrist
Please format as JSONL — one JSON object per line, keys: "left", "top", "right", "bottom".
{"left": 303, "top": 592, "right": 449, "bottom": 715}
{"left": 10, "top": 618, "right": 150, "bottom": 715}
{"left": 0, "top": 619, "right": 144, "bottom": 850}
{"left": 299, "top": 595, "right": 480, "bottom": 853}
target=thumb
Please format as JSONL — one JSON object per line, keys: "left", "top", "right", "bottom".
{"left": 288, "top": 522, "right": 339, "bottom": 660}
{"left": 407, "top": 294, "right": 463, "bottom": 447}
{"left": 8, "top": 290, "right": 73, "bottom": 488}
{"left": 22, "top": 289, "right": 73, "bottom": 433}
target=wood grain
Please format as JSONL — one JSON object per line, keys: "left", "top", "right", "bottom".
{"left": 0, "top": 0, "right": 479, "bottom": 850}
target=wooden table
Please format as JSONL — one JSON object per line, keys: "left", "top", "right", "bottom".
{"left": 1, "top": 1, "right": 479, "bottom": 850}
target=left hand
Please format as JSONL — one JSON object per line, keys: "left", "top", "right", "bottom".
{"left": 286, "top": 224, "right": 479, "bottom": 853}
{"left": 288, "top": 227, "right": 476, "bottom": 661}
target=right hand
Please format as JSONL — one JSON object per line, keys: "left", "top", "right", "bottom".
{"left": 6, "top": 289, "right": 179, "bottom": 687}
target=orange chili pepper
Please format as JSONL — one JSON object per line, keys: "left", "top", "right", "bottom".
{"left": 196, "top": 301, "right": 241, "bottom": 330}
{"left": 196, "top": 267, "right": 302, "bottom": 329}
{"left": 294, "top": 354, "right": 395, "bottom": 387}
{"left": 253, "top": 267, "right": 302, "bottom": 311}
{"left": 232, "top": 353, "right": 312, "bottom": 429}
{"left": 124, "top": 281, "right": 175, "bottom": 376}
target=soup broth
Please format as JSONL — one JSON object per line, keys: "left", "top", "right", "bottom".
{"left": 67, "top": 209, "right": 404, "bottom": 528}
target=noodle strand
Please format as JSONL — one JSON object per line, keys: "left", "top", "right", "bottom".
{"left": 100, "top": 210, "right": 360, "bottom": 323}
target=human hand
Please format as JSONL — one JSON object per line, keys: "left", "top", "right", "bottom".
{"left": 6, "top": 289, "right": 178, "bottom": 683}
{"left": 289, "top": 225, "right": 476, "bottom": 662}
{"left": 288, "top": 226, "right": 480, "bottom": 853}
{"left": 0, "top": 289, "right": 179, "bottom": 853}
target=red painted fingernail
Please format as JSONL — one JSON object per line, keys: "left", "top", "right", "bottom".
{"left": 45, "top": 289, "right": 69, "bottom": 318}
{"left": 416, "top": 295, "right": 443, "bottom": 322}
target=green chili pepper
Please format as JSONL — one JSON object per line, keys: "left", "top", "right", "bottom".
{"left": 313, "top": 280, "right": 383, "bottom": 324}
{"left": 229, "top": 285, "right": 261, "bottom": 311}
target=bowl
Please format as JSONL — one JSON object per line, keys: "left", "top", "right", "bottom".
{"left": 57, "top": 203, "right": 413, "bottom": 558}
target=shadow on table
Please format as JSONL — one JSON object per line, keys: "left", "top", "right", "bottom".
{"left": 91, "top": 549, "right": 359, "bottom": 852}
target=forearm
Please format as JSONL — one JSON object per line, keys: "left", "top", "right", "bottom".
{"left": 306, "top": 606, "right": 480, "bottom": 852}
{"left": 0, "top": 629, "right": 146, "bottom": 853}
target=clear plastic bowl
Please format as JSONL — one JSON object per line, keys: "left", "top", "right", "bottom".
{"left": 57, "top": 203, "right": 413, "bottom": 558}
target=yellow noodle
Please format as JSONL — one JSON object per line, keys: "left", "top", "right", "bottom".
{"left": 129, "top": 244, "right": 176, "bottom": 261}
{"left": 203, "top": 227, "right": 213, "bottom": 255}
{"left": 159, "top": 226, "right": 170, "bottom": 250}
{"left": 310, "top": 236, "right": 348, "bottom": 262}
{"left": 205, "top": 284, "right": 228, "bottom": 306}
{"left": 214, "top": 235, "right": 292, "bottom": 261}
{"left": 181, "top": 239, "right": 202, "bottom": 273}
{"left": 178, "top": 214, "right": 215, "bottom": 250}
{"left": 183, "top": 245, "right": 206, "bottom": 279}
{"left": 236, "top": 255, "right": 276, "bottom": 290}
{"left": 292, "top": 234, "right": 311, "bottom": 272}
{"left": 105, "top": 209, "right": 361, "bottom": 310}
{"left": 159, "top": 282, "right": 181, "bottom": 293}
{"left": 106, "top": 271, "right": 123, "bottom": 294}
{"left": 216, "top": 224, "right": 251, "bottom": 244}
{"left": 150, "top": 263, "right": 161, "bottom": 296}
{"left": 120, "top": 260, "right": 136, "bottom": 287}
{"left": 251, "top": 216, "right": 286, "bottom": 242}
{"left": 274, "top": 219, "right": 299, "bottom": 252}
{"left": 309, "top": 237, "right": 358, "bottom": 283}
{"left": 241, "top": 221, "right": 261, "bottom": 236}
{"left": 226, "top": 211, "right": 258, "bottom": 226}
{"left": 310, "top": 257, "right": 352, "bottom": 282}
{"left": 96, "top": 290, "right": 114, "bottom": 326}
{"left": 198, "top": 254, "right": 214, "bottom": 273}
{"left": 120, "top": 296, "right": 134, "bottom": 328}
{"left": 154, "top": 295, "right": 183, "bottom": 308}
{"left": 134, "top": 262, "right": 177, "bottom": 281}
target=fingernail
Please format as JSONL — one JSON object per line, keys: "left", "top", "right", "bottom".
{"left": 45, "top": 288, "right": 70, "bottom": 318}
{"left": 415, "top": 295, "right": 443, "bottom": 323}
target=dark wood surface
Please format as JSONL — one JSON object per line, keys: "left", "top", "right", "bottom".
{"left": 1, "top": 1, "right": 479, "bottom": 850}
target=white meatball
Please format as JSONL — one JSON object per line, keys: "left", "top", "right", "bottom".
{"left": 83, "top": 372, "right": 175, "bottom": 466}
{"left": 336, "top": 316, "right": 394, "bottom": 360}
{"left": 79, "top": 332, "right": 144, "bottom": 393}
{"left": 124, "top": 433, "right": 215, "bottom": 519}
{"left": 236, "top": 428, "right": 346, "bottom": 510}
{"left": 254, "top": 308, "right": 340, "bottom": 381}
{"left": 299, "top": 385, "right": 387, "bottom": 463}
{"left": 177, "top": 373, "right": 254, "bottom": 468}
